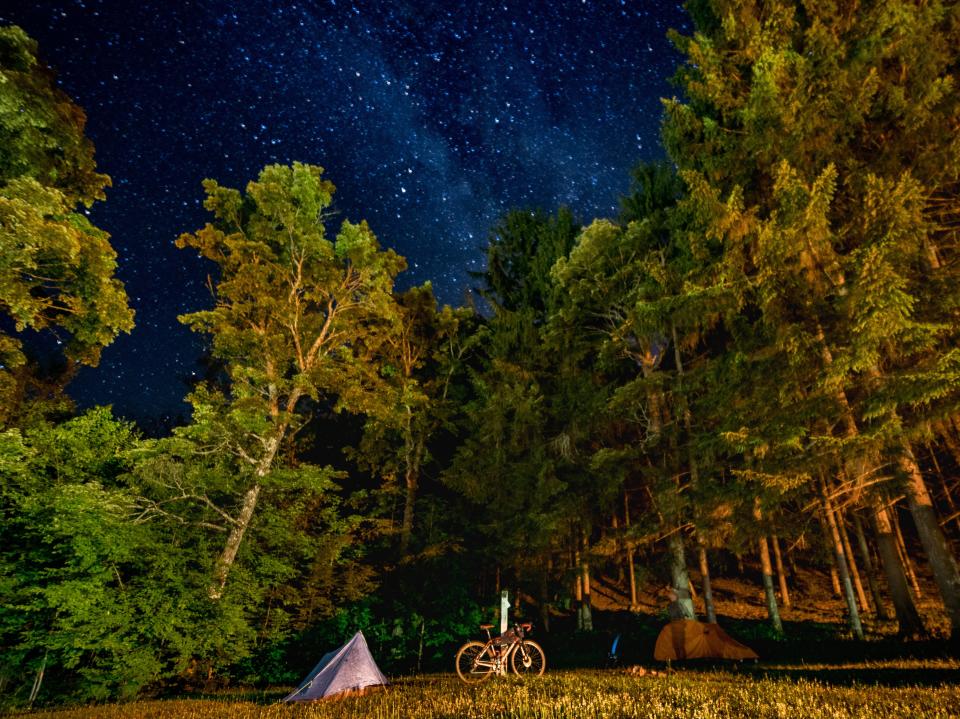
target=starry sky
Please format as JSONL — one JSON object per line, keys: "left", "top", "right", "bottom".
{"left": 1, "top": 0, "right": 689, "bottom": 424}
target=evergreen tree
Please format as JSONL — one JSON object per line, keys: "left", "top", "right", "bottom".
{"left": 664, "top": 0, "right": 960, "bottom": 635}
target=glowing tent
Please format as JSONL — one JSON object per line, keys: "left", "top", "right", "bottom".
{"left": 283, "top": 631, "right": 388, "bottom": 702}
{"left": 653, "top": 620, "right": 758, "bottom": 661}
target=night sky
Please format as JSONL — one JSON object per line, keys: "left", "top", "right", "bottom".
{"left": 1, "top": 0, "right": 689, "bottom": 423}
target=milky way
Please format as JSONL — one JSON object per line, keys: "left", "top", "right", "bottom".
{"left": 1, "top": 0, "right": 689, "bottom": 423}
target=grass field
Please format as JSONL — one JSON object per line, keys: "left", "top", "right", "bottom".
{"left": 23, "top": 661, "right": 960, "bottom": 719}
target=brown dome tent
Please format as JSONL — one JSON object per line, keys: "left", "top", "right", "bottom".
{"left": 653, "top": 620, "right": 758, "bottom": 661}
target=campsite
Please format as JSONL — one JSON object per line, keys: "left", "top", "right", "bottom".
{"left": 16, "top": 575, "right": 960, "bottom": 717}
{"left": 3, "top": 0, "right": 960, "bottom": 716}
{"left": 21, "top": 666, "right": 960, "bottom": 719}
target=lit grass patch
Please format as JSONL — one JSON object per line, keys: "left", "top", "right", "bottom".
{"left": 26, "top": 665, "right": 960, "bottom": 719}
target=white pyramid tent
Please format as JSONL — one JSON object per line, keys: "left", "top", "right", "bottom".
{"left": 283, "top": 631, "right": 388, "bottom": 702}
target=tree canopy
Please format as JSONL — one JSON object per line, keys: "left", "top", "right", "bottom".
{"left": 0, "top": 25, "right": 132, "bottom": 426}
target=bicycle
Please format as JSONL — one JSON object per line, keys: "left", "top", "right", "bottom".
{"left": 455, "top": 621, "right": 546, "bottom": 683}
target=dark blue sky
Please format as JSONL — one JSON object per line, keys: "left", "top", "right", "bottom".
{"left": 1, "top": 0, "right": 689, "bottom": 423}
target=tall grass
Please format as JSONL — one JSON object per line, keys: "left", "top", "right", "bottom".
{"left": 24, "top": 663, "right": 960, "bottom": 719}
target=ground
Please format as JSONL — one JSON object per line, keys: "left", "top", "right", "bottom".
{"left": 21, "top": 559, "right": 960, "bottom": 717}
{"left": 26, "top": 664, "right": 960, "bottom": 719}
{"left": 581, "top": 556, "right": 952, "bottom": 638}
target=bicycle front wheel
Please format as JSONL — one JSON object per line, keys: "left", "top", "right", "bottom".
{"left": 455, "top": 641, "right": 495, "bottom": 683}
{"left": 510, "top": 640, "right": 546, "bottom": 677}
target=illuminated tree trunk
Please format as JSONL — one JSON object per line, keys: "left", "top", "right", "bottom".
{"left": 927, "top": 444, "right": 960, "bottom": 533}
{"left": 838, "top": 512, "right": 869, "bottom": 613}
{"left": 895, "top": 443, "right": 960, "bottom": 637}
{"left": 819, "top": 507, "right": 842, "bottom": 597}
{"left": 759, "top": 536, "right": 783, "bottom": 634}
{"left": 771, "top": 534, "right": 791, "bottom": 609}
{"left": 399, "top": 411, "right": 426, "bottom": 556}
{"left": 755, "top": 501, "right": 782, "bottom": 634}
{"left": 672, "top": 322, "right": 713, "bottom": 621}
{"left": 580, "top": 528, "right": 593, "bottom": 631}
{"left": 539, "top": 558, "right": 551, "bottom": 633}
{"left": 210, "top": 434, "right": 281, "bottom": 600}
{"left": 668, "top": 531, "right": 695, "bottom": 620}
{"left": 872, "top": 502, "right": 926, "bottom": 637}
{"left": 814, "top": 330, "right": 923, "bottom": 634}
{"left": 697, "top": 535, "right": 717, "bottom": 623}
{"left": 611, "top": 512, "right": 624, "bottom": 584}
{"left": 624, "top": 491, "right": 638, "bottom": 611}
{"left": 820, "top": 475, "right": 864, "bottom": 639}
{"left": 852, "top": 511, "right": 891, "bottom": 621}
{"left": 892, "top": 508, "right": 922, "bottom": 598}
{"left": 573, "top": 536, "right": 584, "bottom": 631}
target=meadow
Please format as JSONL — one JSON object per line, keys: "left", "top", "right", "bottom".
{"left": 23, "top": 661, "right": 960, "bottom": 719}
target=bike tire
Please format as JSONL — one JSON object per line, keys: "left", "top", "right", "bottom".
{"left": 455, "top": 641, "right": 495, "bottom": 683}
{"left": 510, "top": 639, "right": 546, "bottom": 677}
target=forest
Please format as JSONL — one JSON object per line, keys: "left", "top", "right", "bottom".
{"left": 2, "top": 0, "right": 960, "bottom": 712}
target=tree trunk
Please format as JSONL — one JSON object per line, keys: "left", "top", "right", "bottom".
{"left": 539, "top": 560, "right": 551, "bottom": 633}
{"left": 697, "top": 537, "right": 717, "bottom": 623}
{"left": 671, "top": 322, "right": 712, "bottom": 621}
{"left": 625, "top": 491, "right": 638, "bottom": 611}
{"left": 771, "top": 534, "right": 791, "bottom": 609}
{"left": 612, "top": 513, "right": 624, "bottom": 584}
{"left": 819, "top": 507, "right": 842, "bottom": 597}
{"left": 573, "top": 537, "right": 583, "bottom": 631}
{"left": 896, "top": 444, "right": 960, "bottom": 638}
{"left": 399, "top": 410, "right": 424, "bottom": 556}
{"left": 852, "top": 510, "right": 891, "bottom": 621}
{"left": 820, "top": 477, "right": 864, "bottom": 640}
{"left": 812, "top": 326, "right": 921, "bottom": 633}
{"left": 928, "top": 444, "right": 960, "bottom": 533}
{"left": 872, "top": 502, "right": 926, "bottom": 637}
{"left": 668, "top": 530, "right": 696, "bottom": 619}
{"left": 27, "top": 651, "right": 48, "bottom": 708}
{"left": 209, "top": 434, "right": 282, "bottom": 600}
{"left": 759, "top": 535, "right": 784, "bottom": 635}
{"left": 839, "top": 511, "right": 869, "bottom": 614}
{"left": 399, "top": 467, "right": 418, "bottom": 556}
{"left": 754, "top": 500, "right": 782, "bottom": 634}
{"left": 210, "top": 482, "right": 262, "bottom": 600}
{"left": 892, "top": 506, "right": 923, "bottom": 598}
{"left": 580, "top": 528, "right": 593, "bottom": 631}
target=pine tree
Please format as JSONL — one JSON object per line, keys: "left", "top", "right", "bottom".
{"left": 664, "top": 0, "right": 960, "bottom": 636}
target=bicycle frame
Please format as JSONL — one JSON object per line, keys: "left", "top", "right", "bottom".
{"left": 471, "top": 624, "right": 529, "bottom": 676}
{"left": 456, "top": 621, "right": 545, "bottom": 683}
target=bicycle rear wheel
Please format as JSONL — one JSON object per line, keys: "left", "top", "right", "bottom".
{"left": 511, "top": 640, "right": 546, "bottom": 677}
{"left": 455, "top": 641, "right": 495, "bottom": 683}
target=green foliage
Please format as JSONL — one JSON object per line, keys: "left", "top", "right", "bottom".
{"left": 176, "top": 162, "right": 406, "bottom": 460}
{"left": 0, "top": 26, "right": 109, "bottom": 203}
{"left": 0, "top": 410, "right": 165, "bottom": 703}
{"left": 0, "top": 26, "right": 133, "bottom": 427}
{"left": 663, "top": 0, "right": 960, "bottom": 434}
{"left": 481, "top": 207, "right": 580, "bottom": 315}
{"left": 347, "top": 283, "right": 472, "bottom": 554}
{"left": 445, "top": 207, "right": 591, "bottom": 570}
{"left": 175, "top": 162, "right": 407, "bottom": 599}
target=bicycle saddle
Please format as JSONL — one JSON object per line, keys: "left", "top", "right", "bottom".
{"left": 479, "top": 623, "right": 494, "bottom": 630}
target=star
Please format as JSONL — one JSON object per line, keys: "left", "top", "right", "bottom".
{"left": 1, "top": 0, "right": 689, "bottom": 422}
